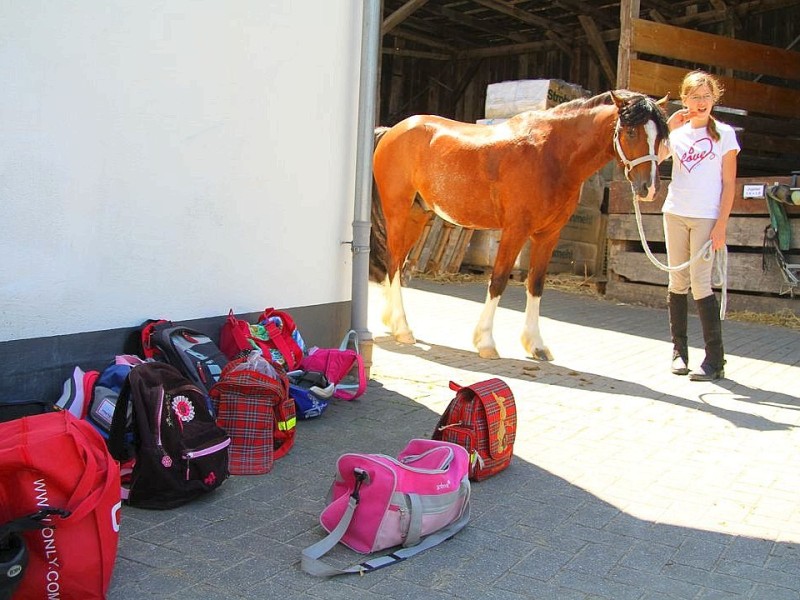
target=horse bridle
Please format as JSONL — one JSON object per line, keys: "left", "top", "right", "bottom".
{"left": 613, "top": 121, "right": 659, "bottom": 179}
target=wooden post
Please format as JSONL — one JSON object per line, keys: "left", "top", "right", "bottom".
{"left": 617, "top": 0, "right": 640, "bottom": 89}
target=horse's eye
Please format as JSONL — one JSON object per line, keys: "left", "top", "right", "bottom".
{"left": 627, "top": 127, "right": 637, "bottom": 137}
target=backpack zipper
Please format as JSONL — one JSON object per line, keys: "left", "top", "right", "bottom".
{"left": 155, "top": 387, "right": 173, "bottom": 467}
{"left": 183, "top": 438, "right": 231, "bottom": 480}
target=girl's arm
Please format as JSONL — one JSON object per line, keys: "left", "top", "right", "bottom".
{"left": 710, "top": 149, "right": 738, "bottom": 250}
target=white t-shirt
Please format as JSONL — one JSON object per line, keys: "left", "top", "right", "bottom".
{"left": 662, "top": 120, "right": 740, "bottom": 219}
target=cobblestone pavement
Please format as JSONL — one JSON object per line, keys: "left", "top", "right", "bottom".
{"left": 109, "top": 280, "right": 800, "bottom": 599}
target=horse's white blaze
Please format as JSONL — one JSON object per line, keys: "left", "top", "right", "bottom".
{"left": 643, "top": 120, "right": 658, "bottom": 201}
{"left": 473, "top": 292, "right": 500, "bottom": 353}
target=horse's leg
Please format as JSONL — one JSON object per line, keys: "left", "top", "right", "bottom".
{"left": 382, "top": 202, "right": 430, "bottom": 344}
{"left": 473, "top": 230, "right": 526, "bottom": 359}
{"left": 521, "top": 231, "right": 560, "bottom": 361}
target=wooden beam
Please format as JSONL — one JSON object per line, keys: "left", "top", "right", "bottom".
{"left": 435, "top": 5, "right": 529, "bottom": 43}
{"left": 471, "top": 0, "right": 570, "bottom": 37}
{"left": 382, "top": 0, "right": 429, "bottom": 35}
{"left": 632, "top": 19, "right": 800, "bottom": 82}
{"left": 579, "top": 15, "right": 616, "bottom": 86}
{"left": 459, "top": 39, "right": 556, "bottom": 59}
{"left": 616, "top": 0, "right": 640, "bottom": 89}
{"left": 553, "top": 0, "right": 617, "bottom": 29}
{"left": 381, "top": 47, "right": 451, "bottom": 60}
{"left": 388, "top": 27, "right": 455, "bottom": 52}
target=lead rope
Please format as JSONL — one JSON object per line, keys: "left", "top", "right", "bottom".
{"left": 633, "top": 197, "right": 728, "bottom": 320}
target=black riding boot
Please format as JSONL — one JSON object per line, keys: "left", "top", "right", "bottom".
{"left": 689, "top": 294, "right": 725, "bottom": 381}
{"left": 668, "top": 292, "right": 689, "bottom": 375}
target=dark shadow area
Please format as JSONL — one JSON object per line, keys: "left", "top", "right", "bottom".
{"left": 406, "top": 279, "right": 800, "bottom": 369}
{"left": 108, "top": 377, "right": 800, "bottom": 599}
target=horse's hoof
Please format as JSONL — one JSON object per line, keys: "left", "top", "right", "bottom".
{"left": 478, "top": 348, "right": 500, "bottom": 360}
{"left": 531, "top": 347, "right": 554, "bottom": 361}
{"left": 394, "top": 332, "right": 416, "bottom": 345}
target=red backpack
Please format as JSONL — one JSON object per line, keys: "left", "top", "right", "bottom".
{"left": 219, "top": 308, "right": 305, "bottom": 371}
{"left": 432, "top": 379, "right": 516, "bottom": 481}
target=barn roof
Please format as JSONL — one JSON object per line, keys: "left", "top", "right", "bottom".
{"left": 381, "top": 0, "right": 799, "bottom": 60}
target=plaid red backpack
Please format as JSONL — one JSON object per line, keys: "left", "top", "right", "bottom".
{"left": 432, "top": 378, "right": 516, "bottom": 481}
{"left": 209, "top": 353, "right": 296, "bottom": 475}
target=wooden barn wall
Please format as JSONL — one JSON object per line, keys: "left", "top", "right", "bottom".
{"left": 377, "top": 4, "right": 799, "bottom": 127}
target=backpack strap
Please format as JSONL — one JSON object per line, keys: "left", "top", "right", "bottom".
{"left": 300, "top": 475, "right": 470, "bottom": 577}
{"left": 259, "top": 308, "right": 304, "bottom": 369}
{"left": 107, "top": 377, "right": 134, "bottom": 462}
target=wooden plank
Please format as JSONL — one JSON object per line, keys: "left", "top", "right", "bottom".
{"left": 631, "top": 19, "right": 800, "bottom": 82}
{"left": 608, "top": 247, "right": 794, "bottom": 293}
{"left": 405, "top": 214, "right": 435, "bottom": 275}
{"left": 447, "top": 228, "right": 474, "bottom": 273}
{"left": 616, "top": 0, "right": 640, "bottom": 89}
{"left": 607, "top": 214, "right": 800, "bottom": 249}
{"left": 426, "top": 221, "right": 457, "bottom": 274}
{"left": 608, "top": 177, "right": 797, "bottom": 215}
{"left": 605, "top": 279, "right": 800, "bottom": 316}
{"left": 629, "top": 59, "right": 800, "bottom": 119}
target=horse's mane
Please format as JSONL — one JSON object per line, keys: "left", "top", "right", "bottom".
{"left": 551, "top": 90, "right": 668, "bottom": 140}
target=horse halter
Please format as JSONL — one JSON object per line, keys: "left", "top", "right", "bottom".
{"left": 613, "top": 121, "right": 659, "bottom": 179}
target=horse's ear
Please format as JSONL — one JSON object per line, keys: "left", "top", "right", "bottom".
{"left": 610, "top": 90, "right": 625, "bottom": 109}
{"left": 656, "top": 94, "right": 669, "bottom": 106}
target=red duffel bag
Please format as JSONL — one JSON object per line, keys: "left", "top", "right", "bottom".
{"left": 0, "top": 410, "right": 121, "bottom": 599}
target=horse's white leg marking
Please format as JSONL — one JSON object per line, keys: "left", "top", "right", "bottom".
{"left": 473, "top": 291, "right": 500, "bottom": 359}
{"left": 521, "top": 291, "right": 553, "bottom": 361}
{"left": 384, "top": 272, "right": 415, "bottom": 344}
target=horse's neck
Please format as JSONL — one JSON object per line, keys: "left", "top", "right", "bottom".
{"left": 552, "top": 106, "right": 617, "bottom": 182}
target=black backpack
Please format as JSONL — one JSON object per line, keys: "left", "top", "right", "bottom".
{"left": 140, "top": 320, "right": 229, "bottom": 395}
{"left": 107, "top": 362, "right": 230, "bottom": 509}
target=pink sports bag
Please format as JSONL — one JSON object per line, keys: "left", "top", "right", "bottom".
{"left": 301, "top": 439, "right": 470, "bottom": 576}
{"left": 300, "top": 330, "right": 366, "bottom": 400}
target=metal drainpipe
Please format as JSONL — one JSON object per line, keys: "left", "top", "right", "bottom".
{"left": 350, "top": 0, "right": 381, "bottom": 378}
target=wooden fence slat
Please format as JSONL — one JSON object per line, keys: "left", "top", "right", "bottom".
{"left": 632, "top": 19, "right": 800, "bottom": 83}
{"left": 608, "top": 247, "right": 794, "bottom": 293}
{"left": 607, "top": 214, "right": 800, "bottom": 249}
{"left": 608, "top": 177, "right": 798, "bottom": 215}
{"left": 629, "top": 59, "right": 800, "bottom": 119}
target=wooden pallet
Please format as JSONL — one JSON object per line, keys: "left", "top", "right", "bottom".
{"left": 606, "top": 178, "right": 800, "bottom": 315}
{"left": 405, "top": 216, "right": 474, "bottom": 278}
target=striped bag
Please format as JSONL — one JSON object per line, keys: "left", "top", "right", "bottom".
{"left": 432, "top": 378, "right": 516, "bottom": 481}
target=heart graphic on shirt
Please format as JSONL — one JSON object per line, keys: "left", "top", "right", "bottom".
{"left": 679, "top": 137, "right": 716, "bottom": 172}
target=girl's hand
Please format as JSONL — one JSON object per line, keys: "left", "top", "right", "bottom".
{"left": 667, "top": 108, "right": 698, "bottom": 130}
{"left": 710, "top": 222, "right": 727, "bottom": 251}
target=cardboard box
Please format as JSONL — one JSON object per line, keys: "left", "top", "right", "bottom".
{"left": 485, "top": 79, "right": 590, "bottom": 119}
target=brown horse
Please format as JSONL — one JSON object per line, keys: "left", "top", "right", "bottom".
{"left": 370, "top": 90, "right": 668, "bottom": 360}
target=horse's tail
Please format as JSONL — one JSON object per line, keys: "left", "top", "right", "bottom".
{"left": 369, "top": 126, "right": 391, "bottom": 283}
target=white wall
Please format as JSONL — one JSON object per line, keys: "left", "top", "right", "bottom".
{"left": 0, "top": 1, "right": 362, "bottom": 341}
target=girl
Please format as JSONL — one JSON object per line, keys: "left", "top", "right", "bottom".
{"left": 658, "top": 71, "right": 740, "bottom": 381}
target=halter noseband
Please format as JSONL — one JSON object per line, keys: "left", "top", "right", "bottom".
{"left": 613, "top": 121, "right": 659, "bottom": 179}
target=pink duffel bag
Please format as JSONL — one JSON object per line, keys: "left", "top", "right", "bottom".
{"left": 301, "top": 439, "right": 470, "bottom": 577}
{"left": 299, "top": 330, "right": 366, "bottom": 400}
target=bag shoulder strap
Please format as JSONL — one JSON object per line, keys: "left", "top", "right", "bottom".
{"left": 301, "top": 482, "right": 470, "bottom": 577}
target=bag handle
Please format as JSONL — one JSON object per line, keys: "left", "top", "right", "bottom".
{"left": 301, "top": 470, "right": 470, "bottom": 577}
{"left": 225, "top": 310, "right": 258, "bottom": 355}
{"left": 338, "top": 329, "right": 360, "bottom": 353}
{"left": 331, "top": 353, "right": 366, "bottom": 401}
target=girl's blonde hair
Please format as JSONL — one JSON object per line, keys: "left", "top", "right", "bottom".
{"left": 680, "top": 70, "right": 724, "bottom": 141}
